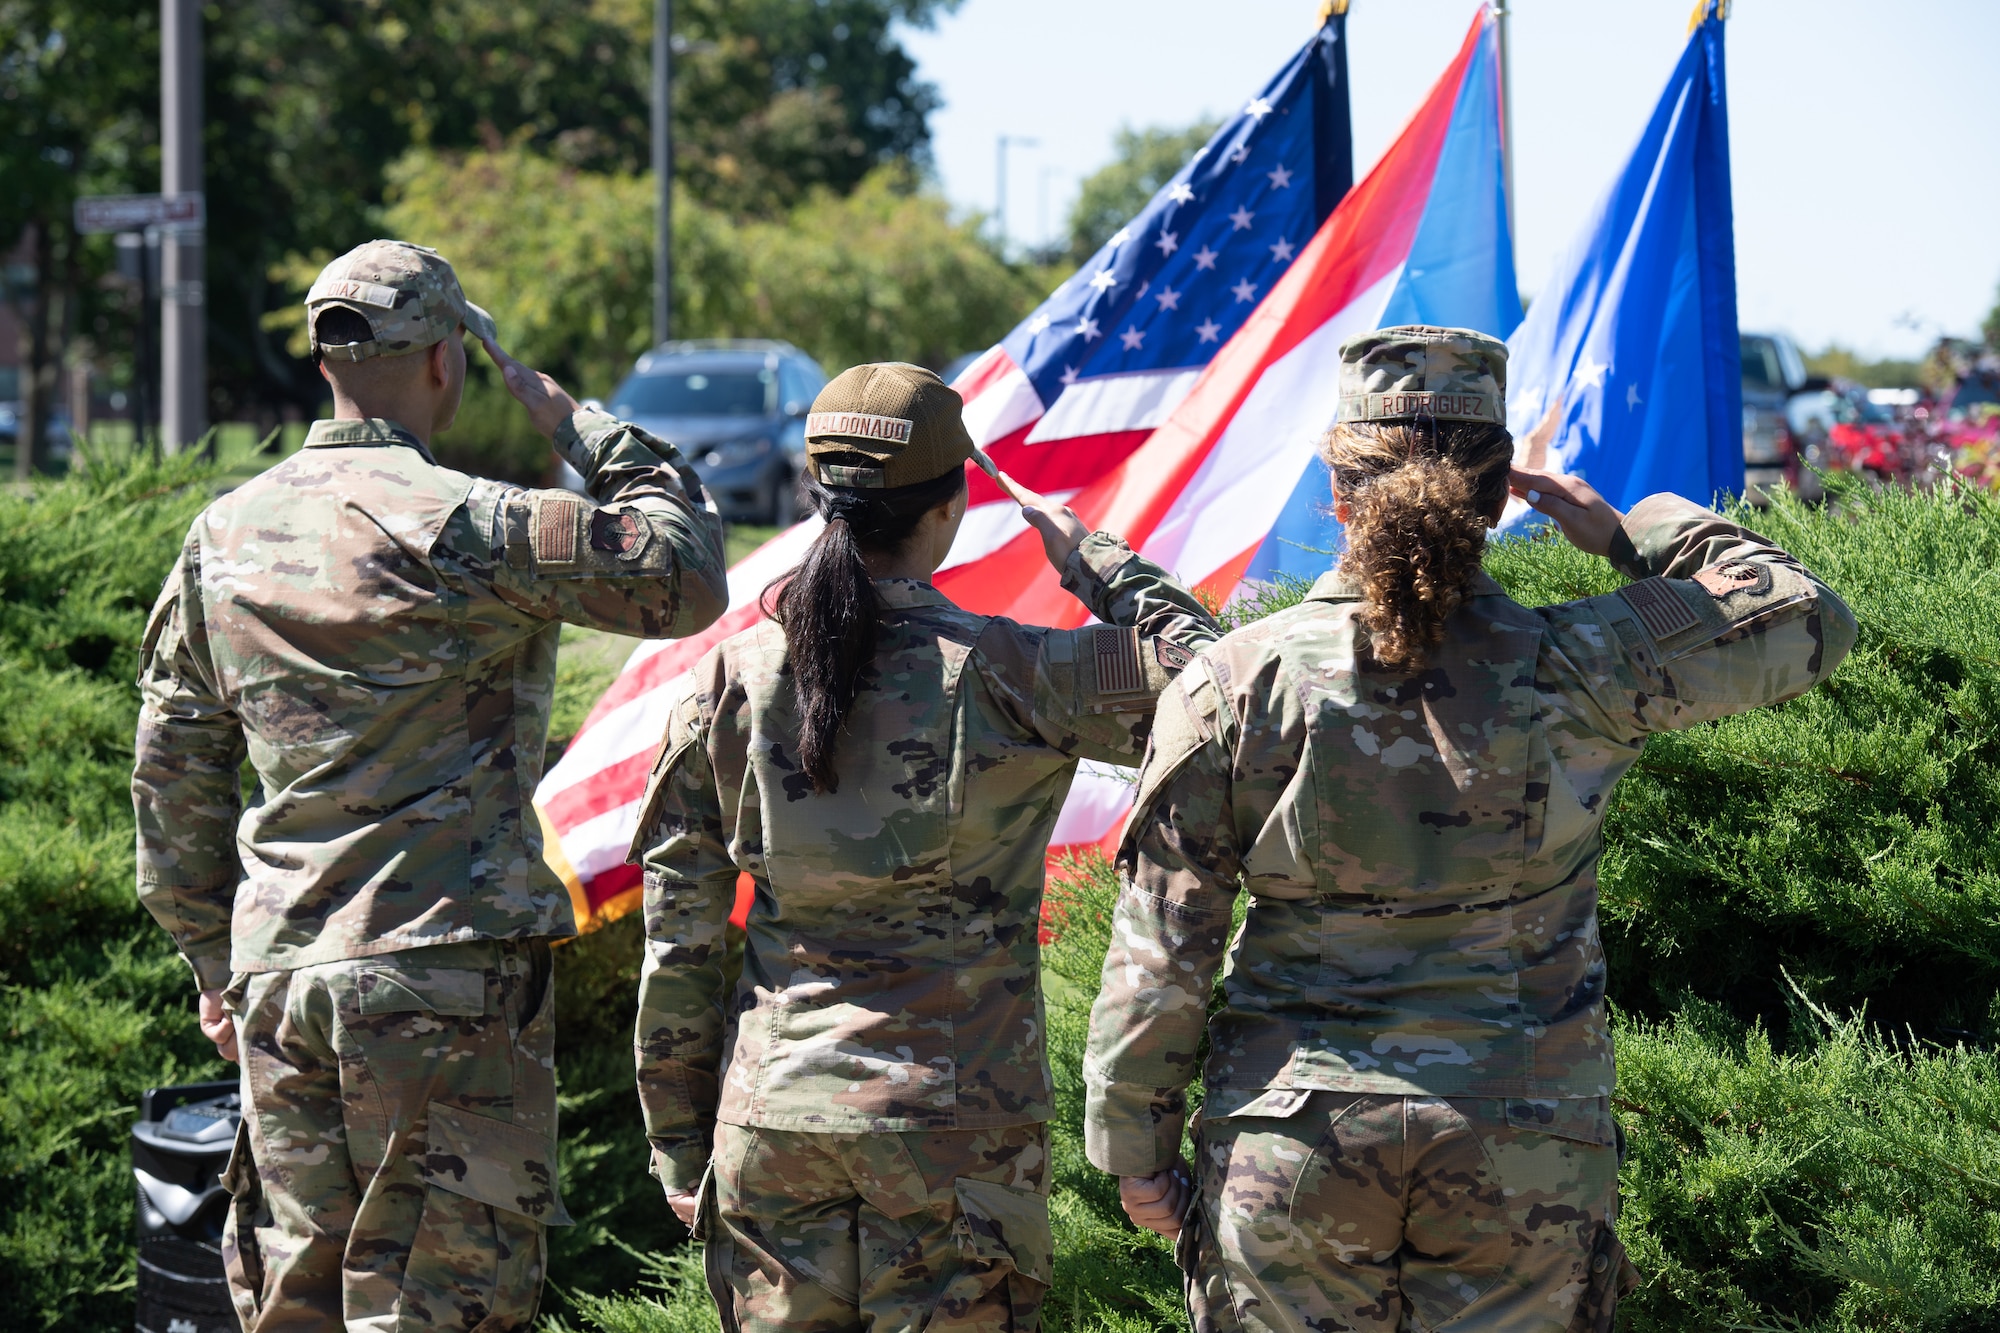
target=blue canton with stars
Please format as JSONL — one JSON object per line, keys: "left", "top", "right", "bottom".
{"left": 1001, "top": 21, "right": 1350, "bottom": 408}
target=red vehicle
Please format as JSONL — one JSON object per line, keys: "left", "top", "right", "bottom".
{"left": 1825, "top": 391, "right": 1910, "bottom": 481}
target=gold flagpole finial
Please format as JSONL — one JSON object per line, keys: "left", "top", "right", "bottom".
{"left": 1687, "top": 0, "right": 1728, "bottom": 35}
{"left": 1317, "top": 0, "right": 1350, "bottom": 23}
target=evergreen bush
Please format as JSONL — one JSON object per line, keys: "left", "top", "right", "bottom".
{"left": 8, "top": 457, "right": 2000, "bottom": 1331}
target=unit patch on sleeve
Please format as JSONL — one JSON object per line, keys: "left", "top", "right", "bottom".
{"left": 1154, "top": 638, "right": 1196, "bottom": 671}
{"left": 589, "top": 507, "right": 649, "bottom": 561}
{"left": 1618, "top": 577, "right": 1700, "bottom": 641}
{"left": 1692, "top": 560, "right": 1772, "bottom": 599}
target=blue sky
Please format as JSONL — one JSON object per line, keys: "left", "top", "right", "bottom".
{"left": 902, "top": 0, "right": 2000, "bottom": 359}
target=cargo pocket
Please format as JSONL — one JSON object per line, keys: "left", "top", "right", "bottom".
{"left": 398, "top": 1104, "right": 569, "bottom": 1333}
{"left": 1567, "top": 1224, "right": 1640, "bottom": 1333}
{"left": 424, "top": 1102, "right": 572, "bottom": 1225}
{"left": 945, "top": 1177, "right": 1052, "bottom": 1333}
{"left": 219, "top": 1117, "right": 264, "bottom": 1327}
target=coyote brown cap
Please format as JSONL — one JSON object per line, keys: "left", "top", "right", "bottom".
{"left": 804, "top": 363, "right": 975, "bottom": 489}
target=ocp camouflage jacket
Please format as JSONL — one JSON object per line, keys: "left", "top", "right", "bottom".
{"left": 631, "top": 533, "right": 1219, "bottom": 1188}
{"left": 132, "top": 411, "right": 728, "bottom": 989}
{"left": 1082, "top": 495, "right": 1858, "bottom": 1176}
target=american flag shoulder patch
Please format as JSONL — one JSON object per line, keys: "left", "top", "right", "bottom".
{"left": 1094, "top": 626, "right": 1145, "bottom": 696}
{"left": 533, "top": 497, "right": 581, "bottom": 565}
{"left": 1619, "top": 577, "right": 1700, "bottom": 641}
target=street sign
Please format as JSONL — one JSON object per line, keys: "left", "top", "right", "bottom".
{"left": 73, "top": 193, "right": 206, "bottom": 235}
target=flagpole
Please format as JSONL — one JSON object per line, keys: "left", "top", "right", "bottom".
{"left": 1495, "top": 2, "right": 1516, "bottom": 248}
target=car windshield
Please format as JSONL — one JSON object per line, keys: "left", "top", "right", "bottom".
{"left": 613, "top": 368, "right": 772, "bottom": 417}
{"left": 1740, "top": 337, "right": 1784, "bottom": 390}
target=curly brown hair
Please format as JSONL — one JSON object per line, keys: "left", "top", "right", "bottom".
{"left": 1322, "top": 419, "right": 1514, "bottom": 673}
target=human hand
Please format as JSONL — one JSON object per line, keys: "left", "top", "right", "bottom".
{"left": 481, "top": 336, "right": 581, "bottom": 440}
{"left": 975, "top": 446, "right": 1089, "bottom": 569}
{"left": 665, "top": 1188, "right": 700, "bottom": 1229}
{"left": 1509, "top": 465, "right": 1625, "bottom": 557}
{"left": 1119, "top": 1159, "right": 1191, "bottom": 1239}
{"left": 198, "top": 988, "right": 239, "bottom": 1065}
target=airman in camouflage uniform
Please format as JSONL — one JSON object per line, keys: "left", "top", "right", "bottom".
{"left": 1083, "top": 326, "right": 1857, "bottom": 1333}
{"left": 132, "top": 239, "right": 729, "bottom": 1330}
{"left": 630, "top": 364, "right": 1220, "bottom": 1332}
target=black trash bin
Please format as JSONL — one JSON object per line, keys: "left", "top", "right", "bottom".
{"left": 132, "top": 1080, "right": 240, "bottom": 1333}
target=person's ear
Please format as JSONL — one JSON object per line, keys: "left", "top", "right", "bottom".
{"left": 1329, "top": 481, "right": 1351, "bottom": 526}
{"left": 429, "top": 338, "right": 450, "bottom": 388}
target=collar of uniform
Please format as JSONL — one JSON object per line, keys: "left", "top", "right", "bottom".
{"left": 872, "top": 578, "right": 956, "bottom": 610}
{"left": 302, "top": 417, "right": 435, "bottom": 461}
{"left": 1304, "top": 568, "right": 1508, "bottom": 603}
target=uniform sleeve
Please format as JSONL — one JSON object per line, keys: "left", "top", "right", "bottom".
{"left": 1082, "top": 660, "right": 1241, "bottom": 1176}
{"left": 629, "top": 686, "right": 738, "bottom": 1191}
{"left": 454, "top": 406, "right": 730, "bottom": 639}
{"left": 131, "top": 542, "right": 246, "bottom": 991}
{"left": 1540, "top": 494, "right": 1858, "bottom": 741}
{"left": 1020, "top": 531, "right": 1222, "bottom": 763}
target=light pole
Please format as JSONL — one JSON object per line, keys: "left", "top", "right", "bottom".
{"left": 652, "top": 0, "right": 673, "bottom": 347}
{"left": 161, "top": 0, "right": 205, "bottom": 452}
{"left": 994, "top": 135, "right": 1037, "bottom": 255}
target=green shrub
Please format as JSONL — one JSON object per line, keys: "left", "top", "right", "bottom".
{"left": 11, "top": 457, "right": 2000, "bottom": 1331}
{"left": 0, "top": 447, "right": 225, "bottom": 1330}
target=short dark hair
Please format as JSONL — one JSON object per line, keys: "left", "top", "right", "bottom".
{"left": 312, "top": 306, "right": 375, "bottom": 353}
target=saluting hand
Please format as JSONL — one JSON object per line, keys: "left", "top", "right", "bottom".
{"left": 974, "top": 446, "right": 1090, "bottom": 569}
{"left": 1119, "top": 1158, "right": 1192, "bottom": 1239}
{"left": 1509, "top": 465, "right": 1626, "bottom": 558}
{"left": 482, "top": 336, "right": 581, "bottom": 441}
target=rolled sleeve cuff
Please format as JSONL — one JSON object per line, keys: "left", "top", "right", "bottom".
{"left": 1059, "top": 531, "right": 1136, "bottom": 610}
{"left": 185, "top": 948, "right": 234, "bottom": 992}
{"left": 554, "top": 406, "right": 621, "bottom": 475}
{"left": 1616, "top": 493, "right": 1726, "bottom": 578}
{"left": 648, "top": 1133, "right": 714, "bottom": 1192}
{"left": 1084, "top": 1074, "right": 1186, "bottom": 1177}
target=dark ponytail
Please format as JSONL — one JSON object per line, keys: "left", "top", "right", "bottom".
{"left": 764, "top": 463, "right": 967, "bottom": 793}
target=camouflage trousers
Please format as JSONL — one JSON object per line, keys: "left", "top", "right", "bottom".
{"left": 1179, "top": 1093, "right": 1634, "bottom": 1333}
{"left": 219, "top": 939, "right": 571, "bottom": 1332}
{"left": 698, "top": 1121, "right": 1052, "bottom": 1333}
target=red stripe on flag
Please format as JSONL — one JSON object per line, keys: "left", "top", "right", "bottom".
{"left": 542, "top": 747, "right": 656, "bottom": 829}
{"left": 582, "top": 861, "right": 641, "bottom": 916}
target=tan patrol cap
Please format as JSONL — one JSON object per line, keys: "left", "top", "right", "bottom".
{"left": 1337, "top": 325, "right": 1508, "bottom": 426}
{"left": 804, "top": 363, "right": 975, "bottom": 489}
{"left": 305, "top": 240, "right": 498, "bottom": 363}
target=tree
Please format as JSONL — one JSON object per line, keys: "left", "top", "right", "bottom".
{"left": 1063, "top": 120, "right": 1219, "bottom": 264}
{"left": 345, "top": 144, "right": 1042, "bottom": 481}
{"left": 0, "top": 1, "right": 157, "bottom": 473}
{"left": 2, "top": 0, "right": 965, "bottom": 445}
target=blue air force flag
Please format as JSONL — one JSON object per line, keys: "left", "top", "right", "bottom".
{"left": 1503, "top": 3, "right": 1741, "bottom": 526}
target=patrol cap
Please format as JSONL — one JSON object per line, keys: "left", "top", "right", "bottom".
{"left": 803, "top": 363, "right": 975, "bottom": 488}
{"left": 305, "top": 240, "right": 497, "bottom": 363}
{"left": 1337, "top": 325, "right": 1508, "bottom": 426}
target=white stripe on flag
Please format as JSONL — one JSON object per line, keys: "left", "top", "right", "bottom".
{"left": 1051, "top": 760, "right": 1138, "bottom": 847}
{"left": 1024, "top": 368, "right": 1203, "bottom": 445}
{"left": 959, "top": 361, "right": 1045, "bottom": 447}
{"left": 560, "top": 800, "right": 648, "bottom": 882}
